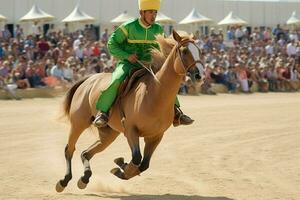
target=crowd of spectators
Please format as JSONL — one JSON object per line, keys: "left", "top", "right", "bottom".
{"left": 1, "top": 23, "right": 300, "bottom": 100}
{"left": 0, "top": 24, "right": 116, "bottom": 99}
{"left": 180, "top": 25, "right": 300, "bottom": 95}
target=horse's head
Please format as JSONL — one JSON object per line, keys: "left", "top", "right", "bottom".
{"left": 172, "top": 30, "right": 205, "bottom": 80}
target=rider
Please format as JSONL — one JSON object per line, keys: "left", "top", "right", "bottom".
{"left": 93, "top": 0, "right": 194, "bottom": 127}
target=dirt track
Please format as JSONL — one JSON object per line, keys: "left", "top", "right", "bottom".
{"left": 0, "top": 93, "right": 299, "bottom": 200}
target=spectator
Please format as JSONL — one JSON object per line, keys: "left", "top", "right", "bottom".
{"left": 263, "top": 27, "right": 272, "bottom": 41}
{"left": 0, "top": 61, "right": 20, "bottom": 99}
{"left": 37, "top": 36, "right": 50, "bottom": 58}
{"left": 74, "top": 42, "right": 84, "bottom": 62}
{"left": 25, "top": 60, "right": 45, "bottom": 88}
{"left": 92, "top": 41, "right": 101, "bottom": 57}
{"left": 0, "top": 43, "right": 5, "bottom": 59}
{"left": 227, "top": 26, "right": 235, "bottom": 40}
{"left": 1, "top": 25, "right": 12, "bottom": 41}
{"left": 265, "top": 40, "right": 274, "bottom": 55}
{"left": 12, "top": 63, "right": 30, "bottom": 89}
{"left": 276, "top": 60, "right": 290, "bottom": 91}
{"left": 235, "top": 26, "right": 244, "bottom": 43}
{"left": 62, "top": 60, "right": 74, "bottom": 83}
{"left": 14, "top": 24, "right": 23, "bottom": 38}
{"left": 83, "top": 42, "right": 93, "bottom": 58}
{"left": 101, "top": 28, "right": 109, "bottom": 45}
{"left": 32, "top": 21, "right": 42, "bottom": 39}
{"left": 210, "top": 65, "right": 227, "bottom": 85}
{"left": 236, "top": 63, "right": 250, "bottom": 93}
{"left": 224, "top": 65, "right": 238, "bottom": 93}
{"left": 286, "top": 40, "right": 297, "bottom": 57}
{"left": 50, "top": 58, "right": 65, "bottom": 82}
{"left": 63, "top": 23, "right": 70, "bottom": 36}
{"left": 73, "top": 35, "right": 84, "bottom": 49}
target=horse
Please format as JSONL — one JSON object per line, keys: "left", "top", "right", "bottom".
{"left": 55, "top": 30, "right": 205, "bottom": 192}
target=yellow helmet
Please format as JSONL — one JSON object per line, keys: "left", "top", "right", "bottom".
{"left": 139, "top": 0, "right": 161, "bottom": 11}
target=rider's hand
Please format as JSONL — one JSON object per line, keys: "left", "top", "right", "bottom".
{"left": 128, "top": 54, "right": 138, "bottom": 63}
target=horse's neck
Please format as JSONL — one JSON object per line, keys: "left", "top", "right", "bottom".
{"left": 152, "top": 46, "right": 183, "bottom": 108}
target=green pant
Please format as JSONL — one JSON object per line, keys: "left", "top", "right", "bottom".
{"left": 96, "top": 61, "right": 180, "bottom": 113}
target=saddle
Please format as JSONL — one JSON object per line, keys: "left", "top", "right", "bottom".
{"left": 118, "top": 68, "right": 148, "bottom": 98}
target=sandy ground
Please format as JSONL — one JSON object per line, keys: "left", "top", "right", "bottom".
{"left": 0, "top": 93, "right": 300, "bottom": 200}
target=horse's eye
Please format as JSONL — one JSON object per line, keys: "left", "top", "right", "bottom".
{"left": 182, "top": 48, "right": 188, "bottom": 55}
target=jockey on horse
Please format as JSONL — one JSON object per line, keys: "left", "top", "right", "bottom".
{"left": 93, "top": 0, "right": 194, "bottom": 128}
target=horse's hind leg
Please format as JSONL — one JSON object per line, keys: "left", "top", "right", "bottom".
{"left": 56, "top": 122, "right": 88, "bottom": 192}
{"left": 78, "top": 126, "right": 119, "bottom": 189}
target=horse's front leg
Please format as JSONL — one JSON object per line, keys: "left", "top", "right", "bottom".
{"left": 139, "top": 135, "right": 163, "bottom": 173}
{"left": 111, "top": 127, "right": 142, "bottom": 180}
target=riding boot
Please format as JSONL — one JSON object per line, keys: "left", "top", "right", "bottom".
{"left": 93, "top": 111, "right": 109, "bottom": 128}
{"left": 173, "top": 106, "right": 194, "bottom": 127}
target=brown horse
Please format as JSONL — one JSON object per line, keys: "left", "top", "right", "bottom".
{"left": 55, "top": 30, "right": 205, "bottom": 192}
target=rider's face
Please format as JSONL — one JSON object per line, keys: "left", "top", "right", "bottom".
{"left": 140, "top": 10, "right": 157, "bottom": 25}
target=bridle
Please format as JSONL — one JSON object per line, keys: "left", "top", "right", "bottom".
{"left": 175, "top": 39, "right": 204, "bottom": 76}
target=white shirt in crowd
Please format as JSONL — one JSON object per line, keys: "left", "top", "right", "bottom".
{"left": 32, "top": 24, "right": 41, "bottom": 36}
{"left": 73, "top": 39, "right": 80, "bottom": 49}
{"left": 286, "top": 42, "right": 297, "bottom": 56}
{"left": 235, "top": 28, "right": 244, "bottom": 39}
{"left": 289, "top": 33, "right": 298, "bottom": 41}
{"left": 50, "top": 65, "right": 64, "bottom": 80}
{"left": 74, "top": 47, "right": 84, "bottom": 60}
{"left": 73, "top": 37, "right": 83, "bottom": 49}
{"left": 290, "top": 68, "right": 298, "bottom": 80}
{"left": 265, "top": 44, "right": 274, "bottom": 55}
{"left": 63, "top": 67, "right": 73, "bottom": 81}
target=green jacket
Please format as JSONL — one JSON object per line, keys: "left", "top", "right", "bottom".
{"left": 107, "top": 18, "right": 164, "bottom": 63}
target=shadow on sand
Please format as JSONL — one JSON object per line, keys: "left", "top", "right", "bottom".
{"left": 83, "top": 193, "right": 235, "bottom": 200}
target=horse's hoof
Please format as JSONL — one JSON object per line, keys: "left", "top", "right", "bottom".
{"left": 77, "top": 178, "right": 87, "bottom": 189}
{"left": 55, "top": 181, "right": 65, "bottom": 193}
{"left": 114, "top": 157, "right": 125, "bottom": 167}
{"left": 110, "top": 167, "right": 121, "bottom": 175}
{"left": 110, "top": 167, "right": 127, "bottom": 180}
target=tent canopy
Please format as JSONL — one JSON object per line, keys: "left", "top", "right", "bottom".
{"left": 218, "top": 11, "right": 247, "bottom": 26}
{"left": 0, "top": 14, "right": 7, "bottom": 22}
{"left": 110, "top": 11, "right": 134, "bottom": 24}
{"left": 20, "top": 4, "right": 54, "bottom": 22}
{"left": 62, "top": 5, "right": 95, "bottom": 23}
{"left": 287, "top": 11, "right": 300, "bottom": 25}
{"left": 179, "top": 8, "right": 212, "bottom": 24}
{"left": 156, "top": 12, "right": 175, "bottom": 24}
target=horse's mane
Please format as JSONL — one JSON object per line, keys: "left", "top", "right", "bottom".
{"left": 151, "top": 31, "right": 192, "bottom": 72}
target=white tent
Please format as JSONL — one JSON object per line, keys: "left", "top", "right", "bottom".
{"left": 218, "top": 11, "right": 247, "bottom": 26}
{"left": 156, "top": 12, "right": 175, "bottom": 24}
{"left": 19, "top": 3, "right": 54, "bottom": 22}
{"left": 62, "top": 5, "right": 95, "bottom": 23}
{"left": 287, "top": 11, "right": 300, "bottom": 25}
{"left": 0, "top": 14, "right": 7, "bottom": 22}
{"left": 110, "top": 11, "right": 134, "bottom": 24}
{"left": 179, "top": 8, "right": 212, "bottom": 24}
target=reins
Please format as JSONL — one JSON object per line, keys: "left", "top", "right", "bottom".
{"left": 136, "top": 60, "right": 160, "bottom": 84}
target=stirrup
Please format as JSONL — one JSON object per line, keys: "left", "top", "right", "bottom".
{"left": 173, "top": 107, "right": 194, "bottom": 127}
{"left": 93, "top": 112, "right": 109, "bottom": 128}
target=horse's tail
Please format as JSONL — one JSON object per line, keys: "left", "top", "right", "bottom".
{"left": 62, "top": 77, "right": 89, "bottom": 118}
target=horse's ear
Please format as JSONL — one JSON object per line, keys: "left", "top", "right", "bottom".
{"left": 172, "top": 30, "right": 182, "bottom": 42}
{"left": 190, "top": 33, "right": 195, "bottom": 40}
